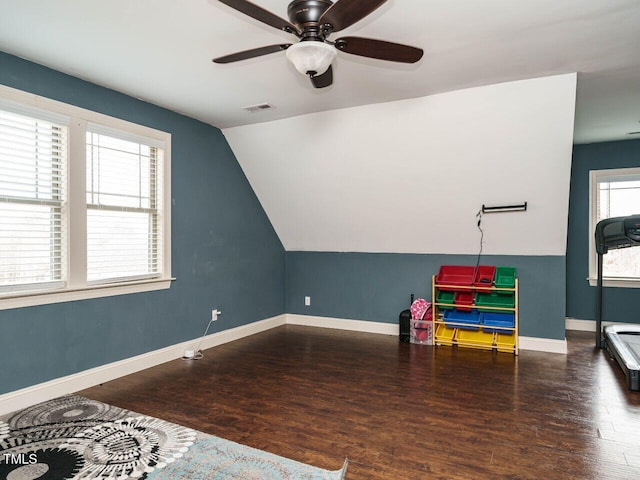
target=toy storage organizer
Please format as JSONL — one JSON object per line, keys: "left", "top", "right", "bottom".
{"left": 432, "top": 266, "right": 518, "bottom": 355}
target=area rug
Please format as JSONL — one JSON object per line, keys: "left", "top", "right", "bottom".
{"left": 0, "top": 395, "right": 348, "bottom": 479}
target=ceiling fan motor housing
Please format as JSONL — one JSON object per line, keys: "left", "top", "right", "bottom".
{"left": 288, "top": 0, "right": 333, "bottom": 33}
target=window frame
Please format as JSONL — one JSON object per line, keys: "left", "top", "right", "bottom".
{"left": 85, "top": 127, "right": 164, "bottom": 285}
{"left": 0, "top": 110, "right": 67, "bottom": 294}
{"left": 0, "top": 84, "right": 173, "bottom": 310}
{"left": 588, "top": 167, "right": 640, "bottom": 289}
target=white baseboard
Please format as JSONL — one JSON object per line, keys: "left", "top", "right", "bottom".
{"left": 0, "top": 314, "right": 287, "bottom": 416}
{"left": 565, "top": 318, "right": 619, "bottom": 332}
{"left": 519, "top": 336, "right": 568, "bottom": 354}
{"left": 286, "top": 314, "right": 398, "bottom": 335}
{"left": 564, "top": 318, "right": 616, "bottom": 332}
{"left": 565, "top": 318, "right": 595, "bottom": 332}
{"left": 0, "top": 313, "right": 570, "bottom": 416}
{"left": 288, "top": 314, "right": 569, "bottom": 354}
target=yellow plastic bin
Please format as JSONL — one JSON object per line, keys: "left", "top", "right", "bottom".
{"left": 495, "top": 333, "right": 516, "bottom": 353}
{"left": 456, "top": 329, "right": 495, "bottom": 351}
{"left": 435, "top": 324, "right": 456, "bottom": 346}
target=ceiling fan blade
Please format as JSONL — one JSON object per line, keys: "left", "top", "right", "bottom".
{"left": 309, "top": 65, "right": 333, "bottom": 88}
{"left": 334, "top": 36, "right": 423, "bottom": 63}
{"left": 213, "top": 44, "right": 291, "bottom": 64}
{"left": 217, "top": 0, "right": 300, "bottom": 35}
{"left": 319, "top": 0, "right": 387, "bottom": 33}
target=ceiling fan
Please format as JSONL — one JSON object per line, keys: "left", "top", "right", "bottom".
{"left": 212, "top": 0, "right": 424, "bottom": 88}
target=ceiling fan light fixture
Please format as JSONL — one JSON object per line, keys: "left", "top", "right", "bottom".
{"left": 286, "top": 41, "right": 336, "bottom": 76}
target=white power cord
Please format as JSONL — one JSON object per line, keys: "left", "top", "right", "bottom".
{"left": 182, "top": 313, "right": 218, "bottom": 360}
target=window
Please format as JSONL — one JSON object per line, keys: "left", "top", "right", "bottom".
{"left": 0, "top": 85, "right": 172, "bottom": 310}
{"left": 86, "top": 129, "right": 163, "bottom": 284}
{"left": 589, "top": 167, "right": 640, "bottom": 287}
{"left": 0, "top": 110, "right": 66, "bottom": 293}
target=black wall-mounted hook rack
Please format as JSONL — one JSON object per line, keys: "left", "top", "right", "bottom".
{"left": 482, "top": 202, "right": 527, "bottom": 214}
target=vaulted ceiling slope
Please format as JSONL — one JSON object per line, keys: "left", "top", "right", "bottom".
{"left": 224, "top": 74, "right": 577, "bottom": 255}
{"left": 0, "top": 0, "right": 638, "bottom": 144}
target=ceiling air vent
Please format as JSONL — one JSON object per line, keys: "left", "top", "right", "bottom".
{"left": 242, "top": 103, "right": 273, "bottom": 113}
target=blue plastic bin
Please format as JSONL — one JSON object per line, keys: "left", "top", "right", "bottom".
{"left": 481, "top": 312, "right": 515, "bottom": 334}
{"left": 444, "top": 309, "right": 480, "bottom": 330}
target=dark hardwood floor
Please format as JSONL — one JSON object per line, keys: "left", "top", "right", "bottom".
{"left": 79, "top": 326, "right": 640, "bottom": 479}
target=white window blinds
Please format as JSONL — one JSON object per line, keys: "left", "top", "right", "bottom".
{"left": 86, "top": 130, "right": 163, "bottom": 283}
{"left": 0, "top": 109, "right": 67, "bottom": 291}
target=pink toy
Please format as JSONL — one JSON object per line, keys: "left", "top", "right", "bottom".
{"left": 410, "top": 298, "right": 432, "bottom": 321}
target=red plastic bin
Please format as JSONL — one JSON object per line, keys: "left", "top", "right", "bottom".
{"left": 436, "top": 265, "right": 475, "bottom": 290}
{"left": 473, "top": 265, "right": 496, "bottom": 287}
{"left": 454, "top": 291, "right": 474, "bottom": 311}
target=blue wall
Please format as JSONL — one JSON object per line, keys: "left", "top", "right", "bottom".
{"left": 0, "top": 52, "right": 286, "bottom": 395}
{"left": 567, "top": 139, "right": 640, "bottom": 323}
{"left": 287, "top": 252, "right": 566, "bottom": 339}
{"left": 0, "top": 50, "right": 589, "bottom": 397}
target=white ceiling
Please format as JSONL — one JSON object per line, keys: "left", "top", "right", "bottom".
{"left": 0, "top": 0, "right": 638, "bottom": 144}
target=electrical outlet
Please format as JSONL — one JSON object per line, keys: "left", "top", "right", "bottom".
{"left": 212, "top": 309, "right": 221, "bottom": 321}
{"left": 305, "top": 296, "right": 311, "bottom": 306}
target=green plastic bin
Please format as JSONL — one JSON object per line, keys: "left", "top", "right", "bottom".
{"left": 436, "top": 290, "right": 456, "bottom": 309}
{"left": 475, "top": 291, "right": 515, "bottom": 312}
{"left": 494, "top": 266, "right": 516, "bottom": 289}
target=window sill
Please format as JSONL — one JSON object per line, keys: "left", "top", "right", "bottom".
{"left": 0, "top": 277, "right": 175, "bottom": 311}
{"left": 587, "top": 277, "right": 640, "bottom": 288}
